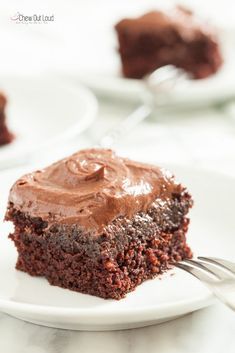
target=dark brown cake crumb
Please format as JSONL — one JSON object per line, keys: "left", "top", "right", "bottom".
{"left": 6, "top": 193, "right": 192, "bottom": 300}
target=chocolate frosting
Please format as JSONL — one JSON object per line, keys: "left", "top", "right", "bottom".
{"left": 8, "top": 149, "right": 183, "bottom": 235}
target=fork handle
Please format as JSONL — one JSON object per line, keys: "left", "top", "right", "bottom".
{"left": 98, "top": 104, "right": 152, "bottom": 149}
{"left": 211, "top": 282, "right": 235, "bottom": 311}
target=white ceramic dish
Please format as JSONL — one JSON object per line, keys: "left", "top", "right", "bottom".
{"left": 0, "top": 163, "right": 234, "bottom": 330}
{"left": 0, "top": 76, "right": 97, "bottom": 169}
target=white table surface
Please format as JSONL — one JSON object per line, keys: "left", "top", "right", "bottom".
{"left": 0, "top": 1, "right": 235, "bottom": 352}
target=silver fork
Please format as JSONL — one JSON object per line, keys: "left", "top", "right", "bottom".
{"left": 99, "top": 65, "right": 187, "bottom": 148}
{"left": 175, "top": 257, "right": 235, "bottom": 311}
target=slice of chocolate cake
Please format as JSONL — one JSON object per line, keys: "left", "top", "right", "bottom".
{"left": 5, "top": 149, "right": 193, "bottom": 300}
{"left": 115, "top": 6, "right": 222, "bottom": 79}
{"left": 0, "top": 92, "right": 14, "bottom": 146}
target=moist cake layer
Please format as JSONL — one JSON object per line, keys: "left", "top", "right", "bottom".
{"left": 7, "top": 194, "right": 192, "bottom": 299}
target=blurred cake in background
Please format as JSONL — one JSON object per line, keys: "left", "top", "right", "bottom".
{"left": 115, "top": 6, "right": 223, "bottom": 79}
{"left": 0, "top": 93, "right": 13, "bottom": 146}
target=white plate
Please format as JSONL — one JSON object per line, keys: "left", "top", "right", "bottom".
{"left": 0, "top": 164, "right": 234, "bottom": 331}
{"left": 74, "top": 29, "right": 235, "bottom": 108}
{"left": 0, "top": 76, "right": 98, "bottom": 169}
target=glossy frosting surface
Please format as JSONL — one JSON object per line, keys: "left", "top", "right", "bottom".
{"left": 9, "top": 149, "right": 183, "bottom": 234}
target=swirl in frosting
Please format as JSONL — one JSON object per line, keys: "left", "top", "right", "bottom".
{"left": 8, "top": 149, "right": 183, "bottom": 234}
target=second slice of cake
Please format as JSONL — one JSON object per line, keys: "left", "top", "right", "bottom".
{"left": 115, "top": 6, "right": 222, "bottom": 79}
{"left": 6, "top": 149, "right": 193, "bottom": 299}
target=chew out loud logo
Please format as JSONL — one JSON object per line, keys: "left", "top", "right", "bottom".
{"left": 10, "top": 12, "right": 54, "bottom": 24}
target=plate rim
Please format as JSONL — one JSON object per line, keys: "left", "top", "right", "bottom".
{"left": 0, "top": 294, "right": 214, "bottom": 320}
{"left": 0, "top": 75, "right": 98, "bottom": 168}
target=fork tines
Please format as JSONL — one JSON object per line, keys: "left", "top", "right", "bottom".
{"left": 175, "top": 256, "right": 235, "bottom": 283}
